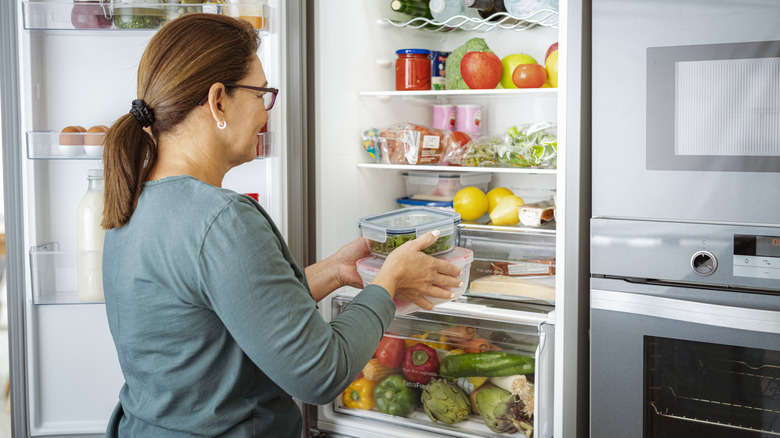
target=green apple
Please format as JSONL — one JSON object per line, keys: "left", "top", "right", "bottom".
{"left": 500, "top": 53, "right": 537, "bottom": 89}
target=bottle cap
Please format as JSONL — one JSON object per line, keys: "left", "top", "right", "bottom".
{"left": 429, "top": 0, "right": 445, "bottom": 13}
{"left": 87, "top": 169, "right": 103, "bottom": 178}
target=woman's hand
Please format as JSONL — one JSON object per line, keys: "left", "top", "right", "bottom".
{"left": 371, "top": 230, "right": 463, "bottom": 311}
{"left": 305, "top": 237, "right": 373, "bottom": 302}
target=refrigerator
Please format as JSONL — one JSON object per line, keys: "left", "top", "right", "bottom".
{"left": 0, "top": 0, "right": 590, "bottom": 437}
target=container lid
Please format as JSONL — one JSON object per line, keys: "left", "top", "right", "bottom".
{"left": 396, "top": 49, "right": 431, "bottom": 56}
{"left": 403, "top": 171, "right": 492, "bottom": 185}
{"left": 87, "top": 169, "right": 103, "bottom": 179}
{"left": 359, "top": 207, "right": 460, "bottom": 243}
{"left": 397, "top": 196, "right": 453, "bottom": 208}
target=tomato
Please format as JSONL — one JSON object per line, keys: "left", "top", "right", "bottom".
{"left": 512, "top": 63, "right": 548, "bottom": 88}
{"left": 375, "top": 335, "right": 406, "bottom": 369}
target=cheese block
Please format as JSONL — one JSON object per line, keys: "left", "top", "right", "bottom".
{"left": 468, "top": 275, "right": 555, "bottom": 302}
{"left": 518, "top": 200, "right": 556, "bottom": 227}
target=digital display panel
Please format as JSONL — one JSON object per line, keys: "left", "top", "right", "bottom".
{"left": 735, "top": 234, "right": 780, "bottom": 257}
{"left": 756, "top": 236, "right": 780, "bottom": 258}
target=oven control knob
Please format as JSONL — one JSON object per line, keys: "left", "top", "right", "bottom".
{"left": 691, "top": 251, "right": 717, "bottom": 276}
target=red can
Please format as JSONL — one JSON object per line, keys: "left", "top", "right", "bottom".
{"left": 395, "top": 49, "right": 432, "bottom": 91}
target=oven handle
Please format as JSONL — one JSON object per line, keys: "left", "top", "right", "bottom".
{"left": 591, "top": 289, "right": 780, "bottom": 334}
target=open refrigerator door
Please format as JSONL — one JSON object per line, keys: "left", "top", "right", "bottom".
{"left": 1, "top": 1, "right": 298, "bottom": 436}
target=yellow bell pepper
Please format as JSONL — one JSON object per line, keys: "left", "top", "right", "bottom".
{"left": 343, "top": 377, "right": 377, "bottom": 410}
{"left": 404, "top": 332, "right": 451, "bottom": 350}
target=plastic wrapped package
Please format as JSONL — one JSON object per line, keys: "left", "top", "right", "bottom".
{"left": 449, "top": 122, "right": 558, "bottom": 169}
{"left": 362, "top": 123, "right": 452, "bottom": 165}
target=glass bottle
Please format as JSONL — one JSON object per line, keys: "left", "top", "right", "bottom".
{"left": 428, "top": 0, "right": 481, "bottom": 30}
{"left": 463, "top": 0, "right": 519, "bottom": 24}
{"left": 391, "top": 0, "right": 434, "bottom": 19}
{"left": 77, "top": 169, "right": 106, "bottom": 302}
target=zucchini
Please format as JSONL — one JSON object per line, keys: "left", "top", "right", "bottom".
{"left": 439, "top": 351, "right": 534, "bottom": 379}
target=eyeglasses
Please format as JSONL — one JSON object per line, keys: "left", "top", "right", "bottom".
{"left": 198, "top": 84, "right": 279, "bottom": 111}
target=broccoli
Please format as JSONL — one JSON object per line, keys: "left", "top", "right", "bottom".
{"left": 445, "top": 38, "right": 494, "bottom": 90}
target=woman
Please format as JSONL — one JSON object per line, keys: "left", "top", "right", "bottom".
{"left": 100, "top": 13, "right": 462, "bottom": 437}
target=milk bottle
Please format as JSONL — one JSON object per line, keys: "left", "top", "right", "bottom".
{"left": 77, "top": 168, "right": 106, "bottom": 302}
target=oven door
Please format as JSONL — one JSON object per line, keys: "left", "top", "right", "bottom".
{"left": 590, "top": 277, "right": 780, "bottom": 438}
{"left": 592, "top": 0, "right": 780, "bottom": 225}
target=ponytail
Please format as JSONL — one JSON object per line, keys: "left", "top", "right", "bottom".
{"left": 101, "top": 112, "right": 157, "bottom": 229}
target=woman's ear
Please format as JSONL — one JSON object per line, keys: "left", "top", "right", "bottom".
{"left": 205, "top": 82, "right": 227, "bottom": 125}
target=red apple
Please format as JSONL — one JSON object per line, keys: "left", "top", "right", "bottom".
{"left": 460, "top": 51, "right": 503, "bottom": 90}
{"left": 512, "top": 63, "right": 547, "bottom": 88}
{"left": 545, "top": 42, "right": 559, "bottom": 62}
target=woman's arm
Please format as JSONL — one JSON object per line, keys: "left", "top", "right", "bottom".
{"left": 305, "top": 238, "right": 372, "bottom": 302}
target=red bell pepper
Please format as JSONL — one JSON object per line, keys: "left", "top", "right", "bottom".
{"left": 375, "top": 334, "right": 406, "bottom": 369}
{"left": 402, "top": 343, "right": 439, "bottom": 384}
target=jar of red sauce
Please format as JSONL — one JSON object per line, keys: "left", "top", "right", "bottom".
{"left": 395, "top": 49, "right": 432, "bottom": 91}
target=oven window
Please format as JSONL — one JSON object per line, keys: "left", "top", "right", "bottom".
{"left": 644, "top": 336, "right": 780, "bottom": 438}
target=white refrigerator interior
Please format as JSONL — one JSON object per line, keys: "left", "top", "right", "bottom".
{"left": 6, "top": 1, "right": 290, "bottom": 435}
{"left": 310, "top": 1, "right": 587, "bottom": 437}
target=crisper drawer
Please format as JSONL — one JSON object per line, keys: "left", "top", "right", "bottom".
{"left": 459, "top": 226, "right": 556, "bottom": 305}
{"left": 328, "top": 295, "right": 554, "bottom": 438}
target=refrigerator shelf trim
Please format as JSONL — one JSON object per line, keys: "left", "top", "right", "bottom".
{"left": 357, "top": 162, "right": 557, "bottom": 175}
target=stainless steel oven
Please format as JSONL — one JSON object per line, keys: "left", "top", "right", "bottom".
{"left": 590, "top": 219, "right": 780, "bottom": 438}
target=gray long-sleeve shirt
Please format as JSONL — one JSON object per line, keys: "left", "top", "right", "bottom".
{"left": 103, "top": 176, "right": 395, "bottom": 437}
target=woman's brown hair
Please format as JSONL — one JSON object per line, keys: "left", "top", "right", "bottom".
{"left": 102, "top": 13, "right": 259, "bottom": 229}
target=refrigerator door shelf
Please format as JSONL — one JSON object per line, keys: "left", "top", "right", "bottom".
{"left": 26, "top": 130, "right": 274, "bottom": 160}
{"left": 328, "top": 293, "right": 554, "bottom": 437}
{"left": 29, "top": 243, "right": 106, "bottom": 305}
{"left": 22, "top": 1, "right": 270, "bottom": 32}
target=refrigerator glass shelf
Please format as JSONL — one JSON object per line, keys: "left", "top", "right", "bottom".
{"left": 29, "top": 243, "right": 106, "bottom": 305}
{"left": 331, "top": 292, "right": 554, "bottom": 437}
{"left": 357, "top": 162, "right": 557, "bottom": 175}
{"left": 26, "top": 130, "right": 274, "bottom": 160}
{"left": 358, "top": 89, "right": 557, "bottom": 100}
{"left": 22, "top": 1, "right": 270, "bottom": 32}
{"left": 380, "top": 10, "right": 559, "bottom": 32}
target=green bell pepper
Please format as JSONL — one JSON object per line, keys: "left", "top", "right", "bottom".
{"left": 373, "top": 374, "right": 421, "bottom": 417}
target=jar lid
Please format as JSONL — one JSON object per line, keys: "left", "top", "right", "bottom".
{"left": 396, "top": 49, "right": 431, "bottom": 56}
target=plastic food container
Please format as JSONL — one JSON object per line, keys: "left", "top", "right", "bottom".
{"left": 402, "top": 172, "right": 491, "bottom": 201}
{"left": 396, "top": 196, "right": 454, "bottom": 212}
{"left": 356, "top": 247, "right": 474, "bottom": 315}
{"left": 359, "top": 207, "right": 461, "bottom": 257}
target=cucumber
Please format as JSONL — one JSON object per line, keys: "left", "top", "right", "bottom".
{"left": 439, "top": 351, "right": 534, "bottom": 379}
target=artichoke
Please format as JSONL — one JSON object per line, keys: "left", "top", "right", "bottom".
{"left": 475, "top": 385, "right": 534, "bottom": 436}
{"left": 421, "top": 381, "right": 471, "bottom": 425}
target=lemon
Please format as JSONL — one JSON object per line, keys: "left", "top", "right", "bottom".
{"left": 486, "top": 187, "right": 515, "bottom": 213}
{"left": 489, "top": 195, "right": 525, "bottom": 225}
{"left": 453, "top": 186, "right": 489, "bottom": 221}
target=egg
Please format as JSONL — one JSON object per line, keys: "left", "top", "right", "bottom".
{"left": 85, "top": 125, "right": 108, "bottom": 146}
{"left": 59, "top": 125, "right": 86, "bottom": 146}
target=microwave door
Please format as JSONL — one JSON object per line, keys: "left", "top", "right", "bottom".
{"left": 592, "top": 0, "right": 780, "bottom": 226}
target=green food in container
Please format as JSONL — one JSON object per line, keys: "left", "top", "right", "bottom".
{"left": 359, "top": 207, "right": 461, "bottom": 257}
{"left": 113, "top": 0, "right": 163, "bottom": 29}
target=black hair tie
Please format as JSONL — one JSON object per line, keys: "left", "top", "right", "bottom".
{"left": 129, "top": 99, "right": 155, "bottom": 128}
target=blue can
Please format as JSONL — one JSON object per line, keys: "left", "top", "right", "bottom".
{"left": 430, "top": 51, "right": 450, "bottom": 90}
